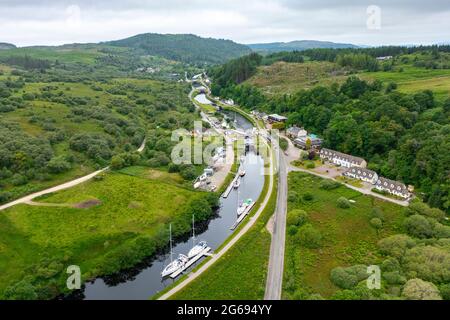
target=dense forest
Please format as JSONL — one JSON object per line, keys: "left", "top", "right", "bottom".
{"left": 209, "top": 47, "right": 450, "bottom": 212}
{"left": 106, "top": 33, "right": 251, "bottom": 65}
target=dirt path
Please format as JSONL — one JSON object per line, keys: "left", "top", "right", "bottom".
{"left": 0, "top": 138, "right": 147, "bottom": 212}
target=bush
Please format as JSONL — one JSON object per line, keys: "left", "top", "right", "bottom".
{"left": 287, "top": 225, "right": 298, "bottom": 236}
{"left": 302, "top": 192, "right": 314, "bottom": 201}
{"left": 402, "top": 278, "right": 442, "bottom": 300}
{"left": 287, "top": 209, "right": 308, "bottom": 227}
{"left": 370, "top": 218, "right": 383, "bottom": 230}
{"left": 4, "top": 279, "right": 38, "bottom": 300}
{"left": 337, "top": 197, "right": 351, "bottom": 209}
{"left": 46, "top": 156, "right": 71, "bottom": 174}
{"left": 287, "top": 191, "right": 299, "bottom": 203}
{"left": 378, "top": 234, "right": 416, "bottom": 259}
{"left": 295, "top": 224, "right": 322, "bottom": 248}
{"left": 319, "top": 179, "right": 341, "bottom": 190}
{"left": 404, "top": 214, "right": 433, "bottom": 239}
{"left": 306, "top": 162, "right": 315, "bottom": 169}
{"left": 179, "top": 165, "right": 197, "bottom": 181}
{"left": 330, "top": 265, "right": 368, "bottom": 289}
{"left": 0, "top": 191, "right": 13, "bottom": 203}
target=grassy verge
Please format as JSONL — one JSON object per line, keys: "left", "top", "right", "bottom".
{"left": 283, "top": 172, "right": 406, "bottom": 299}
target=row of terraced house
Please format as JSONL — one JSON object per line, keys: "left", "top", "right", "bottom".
{"left": 319, "top": 148, "right": 412, "bottom": 199}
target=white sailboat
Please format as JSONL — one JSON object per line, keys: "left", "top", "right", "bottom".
{"left": 233, "top": 176, "right": 241, "bottom": 189}
{"left": 188, "top": 215, "right": 208, "bottom": 259}
{"left": 237, "top": 198, "right": 253, "bottom": 216}
{"left": 161, "top": 224, "right": 188, "bottom": 277}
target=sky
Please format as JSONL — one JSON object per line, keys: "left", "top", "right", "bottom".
{"left": 1, "top": 0, "right": 449, "bottom": 47}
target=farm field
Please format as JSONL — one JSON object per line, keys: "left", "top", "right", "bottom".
{"left": 283, "top": 172, "right": 406, "bottom": 299}
{"left": 0, "top": 169, "right": 217, "bottom": 299}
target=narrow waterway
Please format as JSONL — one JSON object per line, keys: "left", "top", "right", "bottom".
{"left": 79, "top": 109, "right": 264, "bottom": 300}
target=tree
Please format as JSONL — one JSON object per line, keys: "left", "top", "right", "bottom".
{"left": 295, "top": 224, "right": 322, "bottom": 248}
{"left": 46, "top": 156, "right": 71, "bottom": 174}
{"left": 378, "top": 234, "right": 416, "bottom": 259}
{"left": 110, "top": 155, "right": 126, "bottom": 170}
{"left": 4, "top": 279, "right": 38, "bottom": 300}
{"left": 404, "top": 214, "right": 433, "bottom": 238}
{"left": 337, "top": 197, "right": 351, "bottom": 209}
{"left": 402, "top": 278, "right": 442, "bottom": 300}
{"left": 330, "top": 265, "right": 368, "bottom": 289}
{"left": 403, "top": 246, "right": 450, "bottom": 283}
{"left": 370, "top": 218, "right": 383, "bottom": 235}
{"left": 287, "top": 209, "right": 308, "bottom": 227}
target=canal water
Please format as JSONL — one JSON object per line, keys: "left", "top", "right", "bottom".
{"left": 79, "top": 109, "right": 264, "bottom": 300}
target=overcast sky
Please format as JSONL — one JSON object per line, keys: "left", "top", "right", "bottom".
{"left": 1, "top": 0, "right": 449, "bottom": 47}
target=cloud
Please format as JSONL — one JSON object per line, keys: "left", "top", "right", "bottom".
{"left": 0, "top": 0, "right": 449, "bottom": 46}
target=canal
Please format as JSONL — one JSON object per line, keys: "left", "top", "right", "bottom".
{"left": 79, "top": 106, "right": 265, "bottom": 300}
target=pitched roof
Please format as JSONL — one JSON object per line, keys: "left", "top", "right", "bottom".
{"left": 320, "top": 148, "right": 365, "bottom": 165}
{"left": 376, "top": 177, "right": 409, "bottom": 194}
{"left": 343, "top": 167, "right": 377, "bottom": 179}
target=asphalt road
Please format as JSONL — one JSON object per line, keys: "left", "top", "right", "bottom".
{"left": 264, "top": 144, "right": 288, "bottom": 300}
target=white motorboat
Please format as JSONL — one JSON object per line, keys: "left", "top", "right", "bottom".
{"left": 233, "top": 177, "right": 241, "bottom": 189}
{"left": 239, "top": 168, "right": 246, "bottom": 177}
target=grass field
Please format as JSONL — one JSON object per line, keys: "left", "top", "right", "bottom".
{"left": 283, "top": 172, "right": 406, "bottom": 299}
{"left": 246, "top": 61, "right": 348, "bottom": 95}
{"left": 246, "top": 60, "right": 450, "bottom": 102}
{"left": 170, "top": 174, "right": 277, "bottom": 300}
{"left": 361, "top": 65, "right": 450, "bottom": 102}
{"left": 0, "top": 47, "right": 102, "bottom": 65}
{"left": 0, "top": 169, "right": 212, "bottom": 298}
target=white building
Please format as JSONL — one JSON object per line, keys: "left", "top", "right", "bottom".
{"left": 320, "top": 148, "right": 367, "bottom": 168}
{"left": 286, "top": 126, "right": 308, "bottom": 139}
{"left": 343, "top": 167, "right": 378, "bottom": 184}
{"left": 375, "top": 177, "right": 411, "bottom": 199}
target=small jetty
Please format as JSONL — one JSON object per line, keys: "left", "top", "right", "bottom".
{"left": 230, "top": 201, "right": 256, "bottom": 230}
{"left": 170, "top": 247, "right": 212, "bottom": 279}
{"left": 222, "top": 174, "right": 239, "bottom": 198}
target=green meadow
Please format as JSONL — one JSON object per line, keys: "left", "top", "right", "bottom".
{"left": 0, "top": 169, "right": 215, "bottom": 299}
{"left": 283, "top": 172, "right": 406, "bottom": 299}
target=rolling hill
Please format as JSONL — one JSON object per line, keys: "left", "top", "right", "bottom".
{"left": 0, "top": 43, "right": 16, "bottom": 50}
{"left": 248, "top": 40, "right": 359, "bottom": 53}
{"left": 106, "top": 33, "right": 251, "bottom": 65}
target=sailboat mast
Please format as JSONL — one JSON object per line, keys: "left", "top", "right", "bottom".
{"left": 192, "top": 215, "right": 195, "bottom": 247}
{"left": 169, "top": 224, "right": 173, "bottom": 262}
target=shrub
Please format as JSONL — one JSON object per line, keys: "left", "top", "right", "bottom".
{"left": 288, "top": 191, "right": 299, "bottom": 203}
{"left": 287, "top": 209, "right": 308, "bottom": 227}
{"left": 287, "top": 225, "right": 298, "bottom": 236}
{"left": 319, "top": 180, "right": 341, "bottom": 190}
{"left": 378, "top": 234, "right": 416, "bottom": 259}
{"left": 302, "top": 192, "right": 314, "bottom": 201}
{"left": 295, "top": 224, "right": 322, "bottom": 248}
{"left": 402, "top": 279, "right": 442, "bottom": 300}
{"left": 370, "top": 218, "right": 383, "bottom": 230}
{"left": 404, "top": 214, "right": 433, "bottom": 239}
{"left": 306, "top": 162, "right": 315, "bottom": 169}
{"left": 337, "top": 197, "right": 351, "bottom": 209}
{"left": 330, "top": 265, "right": 368, "bottom": 289}
{"left": 47, "top": 156, "right": 71, "bottom": 174}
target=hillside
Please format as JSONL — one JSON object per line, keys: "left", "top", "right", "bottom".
{"left": 106, "top": 33, "right": 251, "bottom": 65}
{"left": 0, "top": 43, "right": 16, "bottom": 50}
{"left": 248, "top": 40, "right": 359, "bottom": 53}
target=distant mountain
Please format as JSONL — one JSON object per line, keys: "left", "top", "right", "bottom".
{"left": 106, "top": 33, "right": 251, "bottom": 65}
{"left": 248, "top": 40, "right": 359, "bottom": 53}
{"left": 0, "top": 42, "right": 16, "bottom": 50}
